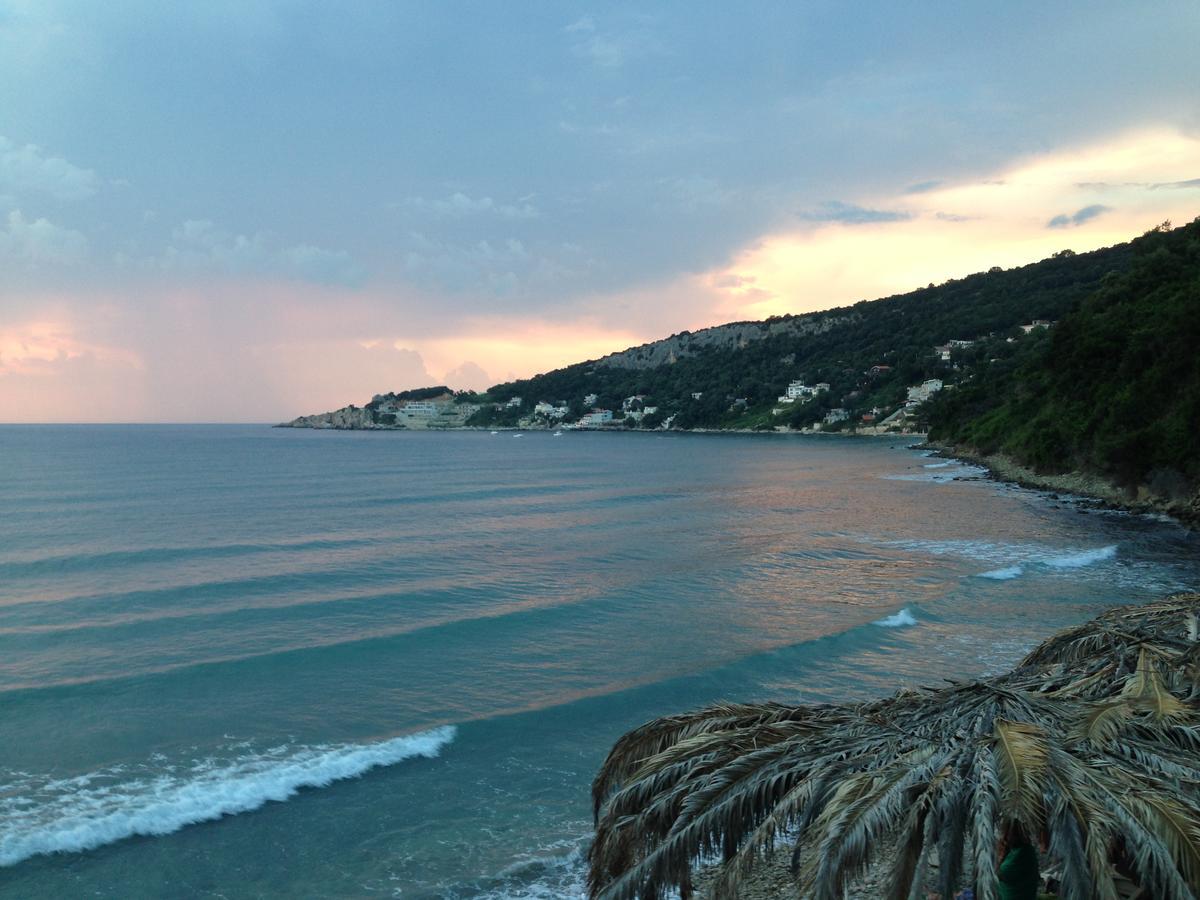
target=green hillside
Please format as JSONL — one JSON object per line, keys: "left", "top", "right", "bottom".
{"left": 927, "top": 218, "right": 1200, "bottom": 496}
{"left": 470, "top": 224, "right": 1160, "bottom": 432}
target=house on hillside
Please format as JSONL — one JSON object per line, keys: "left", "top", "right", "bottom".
{"left": 905, "top": 379, "right": 944, "bottom": 407}
{"left": 869, "top": 365, "right": 892, "bottom": 376}
{"left": 583, "top": 393, "right": 598, "bottom": 406}
{"left": 779, "top": 380, "right": 831, "bottom": 403}
{"left": 534, "top": 401, "right": 568, "bottom": 419}
{"left": 622, "top": 395, "right": 646, "bottom": 412}
{"left": 579, "top": 409, "right": 613, "bottom": 426}
{"left": 1020, "top": 319, "right": 1054, "bottom": 333}
{"left": 506, "top": 396, "right": 523, "bottom": 408}
{"left": 824, "top": 408, "right": 849, "bottom": 424}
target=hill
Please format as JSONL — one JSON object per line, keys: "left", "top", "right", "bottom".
{"left": 282, "top": 217, "right": 1200, "bottom": 520}
{"left": 927, "top": 218, "right": 1200, "bottom": 521}
{"left": 469, "top": 224, "right": 1150, "bottom": 431}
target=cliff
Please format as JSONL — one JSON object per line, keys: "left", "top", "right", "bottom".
{"left": 593, "top": 312, "right": 858, "bottom": 370}
{"left": 278, "top": 405, "right": 377, "bottom": 429}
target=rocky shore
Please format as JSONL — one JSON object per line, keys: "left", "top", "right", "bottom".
{"left": 930, "top": 443, "right": 1199, "bottom": 529}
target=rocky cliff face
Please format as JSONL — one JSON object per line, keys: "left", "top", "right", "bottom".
{"left": 278, "top": 406, "right": 377, "bottom": 429}
{"left": 593, "top": 313, "right": 857, "bottom": 370}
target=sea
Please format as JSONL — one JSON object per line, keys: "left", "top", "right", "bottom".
{"left": 1, "top": 426, "right": 1196, "bottom": 898}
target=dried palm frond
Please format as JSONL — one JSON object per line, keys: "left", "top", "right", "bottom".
{"left": 589, "top": 592, "right": 1200, "bottom": 899}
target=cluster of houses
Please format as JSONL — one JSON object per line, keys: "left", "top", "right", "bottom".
{"left": 529, "top": 393, "right": 662, "bottom": 429}
{"left": 777, "top": 380, "right": 830, "bottom": 403}
{"left": 371, "top": 395, "right": 481, "bottom": 429}
{"left": 375, "top": 319, "right": 1052, "bottom": 433}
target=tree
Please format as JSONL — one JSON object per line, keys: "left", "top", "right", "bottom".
{"left": 589, "top": 594, "right": 1200, "bottom": 899}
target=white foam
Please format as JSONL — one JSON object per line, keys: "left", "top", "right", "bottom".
{"left": 874, "top": 608, "right": 917, "bottom": 628}
{"left": 881, "top": 538, "right": 1119, "bottom": 578}
{"left": 0, "top": 726, "right": 455, "bottom": 868}
{"left": 1043, "top": 545, "right": 1117, "bottom": 569}
{"left": 977, "top": 565, "right": 1024, "bottom": 580}
{"left": 880, "top": 463, "right": 987, "bottom": 483}
{"left": 477, "top": 844, "right": 589, "bottom": 899}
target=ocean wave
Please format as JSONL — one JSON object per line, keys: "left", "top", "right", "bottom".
{"left": 874, "top": 608, "right": 917, "bottom": 628}
{"left": 880, "top": 538, "right": 1119, "bottom": 578}
{"left": 1043, "top": 545, "right": 1118, "bottom": 569}
{"left": 976, "top": 565, "right": 1025, "bottom": 580}
{"left": 474, "top": 843, "right": 589, "bottom": 899}
{"left": 879, "top": 463, "right": 988, "bottom": 483}
{"left": 0, "top": 726, "right": 455, "bottom": 868}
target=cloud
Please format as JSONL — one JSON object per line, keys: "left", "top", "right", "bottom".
{"left": 0, "top": 319, "right": 140, "bottom": 377}
{"left": 398, "top": 192, "right": 539, "bottom": 220}
{"left": 1076, "top": 178, "right": 1200, "bottom": 191}
{"left": 710, "top": 273, "right": 756, "bottom": 290}
{"left": 800, "top": 201, "right": 913, "bottom": 225}
{"left": 564, "top": 15, "right": 595, "bottom": 34}
{"left": 443, "top": 359, "right": 492, "bottom": 391}
{"left": 0, "top": 136, "right": 99, "bottom": 201}
{"left": 0, "top": 210, "right": 88, "bottom": 266}
{"left": 400, "top": 230, "right": 587, "bottom": 296}
{"left": 704, "top": 128, "right": 1200, "bottom": 323}
{"left": 280, "top": 244, "right": 364, "bottom": 286}
{"left": 1151, "top": 178, "right": 1200, "bottom": 190}
{"left": 904, "top": 180, "right": 943, "bottom": 194}
{"left": 1047, "top": 204, "right": 1111, "bottom": 229}
{"left": 144, "top": 219, "right": 365, "bottom": 285}
{"left": 568, "top": 17, "right": 660, "bottom": 69}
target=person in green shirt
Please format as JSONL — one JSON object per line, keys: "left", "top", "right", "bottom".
{"left": 997, "top": 820, "right": 1040, "bottom": 900}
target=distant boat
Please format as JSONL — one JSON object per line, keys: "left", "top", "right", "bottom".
{"left": 553, "top": 431, "right": 564, "bottom": 437}
{"left": 513, "top": 433, "right": 524, "bottom": 438}
{"left": 490, "top": 431, "right": 499, "bottom": 435}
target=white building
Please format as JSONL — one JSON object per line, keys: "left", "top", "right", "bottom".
{"left": 400, "top": 400, "right": 440, "bottom": 417}
{"left": 905, "top": 379, "right": 944, "bottom": 407}
{"left": 533, "top": 401, "right": 567, "bottom": 418}
{"left": 579, "top": 409, "right": 613, "bottom": 426}
{"left": 823, "top": 408, "right": 849, "bottom": 424}
{"left": 780, "top": 380, "right": 832, "bottom": 403}
{"left": 1020, "top": 320, "right": 1053, "bottom": 333}
{"left": 690, "top": 392, "right": 703, "bottom": 400}
{"left": 506, "top": 396, "right": 523, "bottom": 408}
{"left": 583, "top": 393, "right": 598, "bottom": 406}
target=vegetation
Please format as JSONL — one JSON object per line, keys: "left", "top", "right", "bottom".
{"left": 474, "top": 231, "right": 1145, "bottom": 432}
{"left": 588, "top": 593, "right": 1200, "bottom": 899}
{"left": 928, "top": 219, "right": 1200, "bottom": 495}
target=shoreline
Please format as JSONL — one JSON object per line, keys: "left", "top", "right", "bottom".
{"left": 928, "top": 442, "right": 1199, "bottom": 530}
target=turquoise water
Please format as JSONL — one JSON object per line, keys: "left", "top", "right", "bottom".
{"left": 0, "top": 426, "right": 1195, "bottom": 897}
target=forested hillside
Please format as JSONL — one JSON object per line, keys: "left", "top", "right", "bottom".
{"left": 470, "top": 225, "right": 1148, "bottom": 430}
{"left": 928, "top": 218, "right": 1200, "bottom": 498}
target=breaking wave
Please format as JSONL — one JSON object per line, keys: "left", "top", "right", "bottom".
{"left": 977, "top": 565, "right": 1025, "bottom": 580}
{"left": 1044, "top": 545, "right": 1118, "bottom": 569}
{"left": 0, "top": 726, "right": 455, "bottom": 868}
{"left": 874, "top": 608, "right": 917, "bottom": 628}
{"left": 880, "top": 538, "right": 1119, "bottom": 579}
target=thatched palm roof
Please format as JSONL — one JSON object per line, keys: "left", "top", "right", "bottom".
{"left": 589, "top": 593, "right": 1200, "bottom": 900}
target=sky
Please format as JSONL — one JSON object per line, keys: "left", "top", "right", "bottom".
{"left": 1, "top": 1, "right": 1198, "bottom": 422}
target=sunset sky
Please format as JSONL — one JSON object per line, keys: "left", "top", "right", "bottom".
{"left": 1, "top": 1, "right": 1199, "bottom": 422}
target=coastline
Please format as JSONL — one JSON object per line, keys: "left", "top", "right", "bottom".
{"left": 928, "top": 442, "right": 1199, "bottom": 529}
